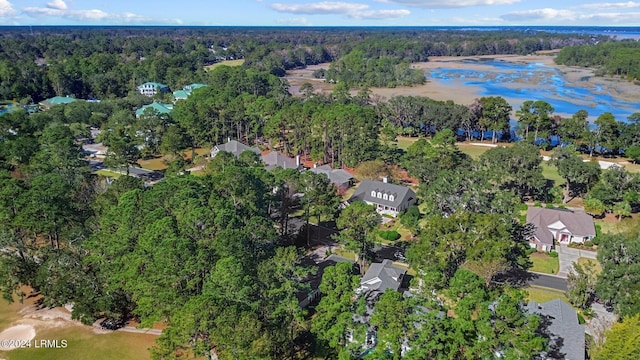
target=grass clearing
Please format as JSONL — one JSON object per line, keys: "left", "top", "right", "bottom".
{"left": 204, "top": 59, "right": 245, "bottom": 71}
{"left": 577, "top": 257, "right": 602, "bottom": 274}
{"left": 529, "top": 253, "right": 560, "bottom": 274}
{"left": 393, "top": 137, "right": 418, "bottom": 151}
{"left": 526, "top": 286, "right": 569, "bottom": 304}
{"left": 333, "top": 248, "right": 356, "bottom": 261}
{"left": 541, "top": 163, "right": 565, "bottom": 185}
{"left": 1, "top": 327, "right": 157, "bottom": 360}
{"left": 456, "top": 143, "right": 492, "bottom": 160}
{"left": 0, "top": 291, "right": 158, "bottom": 360}
{"left": 93, "top": 170, "right": 122, "bottom": 178}
{"left": 138, "top": 148, "right": 211, "bottom": 171}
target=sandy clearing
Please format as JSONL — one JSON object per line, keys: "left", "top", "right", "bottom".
{"left": 0, "top": 324, "right": 36, "bottom": 350}
{"left": 285, "top": 55, "right": 640, "bottom": 112}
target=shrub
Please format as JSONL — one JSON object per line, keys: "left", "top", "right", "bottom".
{"left": 577, "top": 312, "right": 585, "bottom": 324}
{"left": 545, "top": 203, "right": 555, "bottom": 209}
{"left": 549, "top": 251, "right": 559, "bottom": 258}
{"left": 534, "top": 202, "right": 543, "bottom": 207}
{"left": 584, "top": 240, "right": 593, "bottom": 247}
{"left": 592, "top": 237, "right": 600, "bottom": 246}
{"left": 518, "top": 203, "right": 529, "bottom": 211}
{"left": 379, "top": 230, "right": 401, "bottom": 241}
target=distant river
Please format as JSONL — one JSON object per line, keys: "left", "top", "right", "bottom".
{"left": 428, "top": 59, "right": 639, "bottom": 121}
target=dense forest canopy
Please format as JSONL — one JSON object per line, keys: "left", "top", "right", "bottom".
{"left": 555, "top": 41, "right": 640, "bottom": 81}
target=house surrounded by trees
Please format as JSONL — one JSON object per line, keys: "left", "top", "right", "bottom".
{"left": 526, "top": 207, "right": 596, "bottom": 252}
{"left": 349, "top": 179, "right": 416, "bottom": 217}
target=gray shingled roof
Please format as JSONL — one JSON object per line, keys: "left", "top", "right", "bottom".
{"left": 349, "top": 180, "right": 416, "bottom": 210}
{"left": 212, "top": 140, "right": 260, "bottom": 158}
{"left": 309, "top": 165, "right": 353, "bottom": 187}
{"left": 526, "top": 207, "right": 596, "bottom": 246}
{"left": 526, "top": 299, "right": 585, "bottom": 360}
{"left": 360, "top": 259, "right": 406, "bottom": 293}
{"left": 262, "top": 151, "right": 300, "bottom": 171}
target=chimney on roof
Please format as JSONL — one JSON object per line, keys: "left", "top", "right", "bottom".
{"left": 313, "top": 163, "right": 317, "bottom": 168}
{"left": 382, "top": 176, "right": 388, "bottom": 183}
{"left": 296, "top": 155, "right": 301, "bottom": 167}
{"left": 227, "top": 137, "right": 231, "bottom": 143}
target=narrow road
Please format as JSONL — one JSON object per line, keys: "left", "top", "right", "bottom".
{"left": 528, "top": 272, "right": 568, "bottom": 291}
{"left": 118, "top": 326, "right": 163, "bottom": 336}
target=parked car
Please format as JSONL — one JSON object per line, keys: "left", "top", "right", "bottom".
{"left": 99, "top": 318, "right": 124, "bottom": 330}
{"left": 394, "top": 251, "right": 407, "bottom": 261}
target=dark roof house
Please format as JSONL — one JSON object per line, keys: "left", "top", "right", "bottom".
{"left": 526, "top": 299, "right": 585, "bottom": 360}
{"left": 261, "top": 151, "right": 302, "bottom": 171}
{"left": 211, "top": 139, "right": 260, "bottom": 158}
{"left": 349, "top": 179, "right": 416, "bottom": 217}
{"left": 309, "top": 164, "right": 354, "bottom": 190}
{"left": 359, "top": 259, "right": 406, "bottom": 294}
{"left": 527, "top": 207, "right": 596, "bottom": 251}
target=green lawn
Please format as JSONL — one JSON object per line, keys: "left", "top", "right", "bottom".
{"left": 333, "top": 248, "right": 356, "bottom": 261}
{"left": 529, "top": 253, "right": 560, "bottom": 274}
{"left": 594, "top": 216, "right": 636, "bottom": 235}
{"left": 577, "top": 257, "right": 602, "bottom": 274}
{"left": 204, "top": 59, "right": 245, "bottom": 71}
{"left": 526, "top": 286, "right": 569, "bottom": 304}
{"left": 456, "top": 143, "right": 492, "bottom": 160}
{"left": 1, "top": 327, "right": 157, "bottom": 360}
{"left": 0, "top": 294, "right": 158, "bottom": 360}
{"left": 138, "top": 148, "right": 211, "bottom": 171}
{"left": 541, "top": 163, "right": 565, "bottom": 185}
{"left": 393, "top": 137, "right": 418, "bottom": 151}
{"left": 93, "top": 169, "right": 122, "bottom": 178}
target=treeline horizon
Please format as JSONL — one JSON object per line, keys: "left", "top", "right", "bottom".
{"left": 0, "top": 27, "right": 607, "bottom": 101}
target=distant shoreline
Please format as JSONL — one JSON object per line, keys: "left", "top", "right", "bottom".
{"left": 286, "top": 54, "right": 640, "bottom": 119}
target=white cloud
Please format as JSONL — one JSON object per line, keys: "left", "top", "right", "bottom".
{"left": 375, "top": 0, "right": 520, "bottom": 8}
{"left": 46, "top": 0, "right": 67, "bottom": 10}
{"left": 270, "top": 1, "right": 410, "bottom": 19}
{"left": 500, "top": 8, "right": 576, "bottom": 21}
{"left": 580, "top": 1, "right": 640, "bottom": 9}
{"left": 270, "top": 2, "right": 368, "bottom": 15}
{"left": 351, "top": 9, "right": 411, "bottom": 19}
{"left": 22, "top": 3, "right": 182, "bottom": 24}
{"left": 275, "top": 16, "right": 312, "bottom": 25}
{"left": 0, "top": 0, "right": 16, "bottom": 16}
{"left": 578, "top": 11, "right": 640, "bottom": 22}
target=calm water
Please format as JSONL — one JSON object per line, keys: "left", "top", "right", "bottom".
{"left": 429, "top": 60, "right": 639, "bottom": 122}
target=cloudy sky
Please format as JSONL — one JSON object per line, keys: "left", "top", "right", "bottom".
{"left": 0, "top": 0, "right": 639, "bottom": 26}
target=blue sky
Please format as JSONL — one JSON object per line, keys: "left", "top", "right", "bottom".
{"left": 1, "top": 0, "right": 639, "bottom": 26}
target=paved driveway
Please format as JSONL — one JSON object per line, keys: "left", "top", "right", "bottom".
{"left": 587, "top": 303, "right": 617, "bottom": 343}
{"left": 556, "top": 245, "right": 597, "bottom": 278}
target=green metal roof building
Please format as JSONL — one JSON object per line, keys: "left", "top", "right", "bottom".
{"left": 135, "top": 102, "right": 173, "bottom": 117}
{"left": 39, "top": 96, "right": 77, "bottom": 109}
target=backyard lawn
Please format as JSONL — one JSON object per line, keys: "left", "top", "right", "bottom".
{"left": 138, "top": 147, "right": 210, "bottom": 171}
{"left": 456, "top": 143, "right": 492, "bottom": 160}
{"left": 526, "top": 286, "right": 569, "bottom": 304}
{"left": 541, "top": 163, "right": 565, "bottom": 185}
{"left": 577, "top": 257, "right": 602, "bottom": 274}
{"left": 529, "top": 252, "right": 559, "bottom": 274}
{"left": 93, "top": 169, "right": 122, "bottom": 178}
